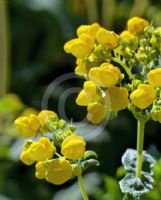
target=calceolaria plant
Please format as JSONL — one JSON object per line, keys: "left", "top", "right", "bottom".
{"left": 64, "top": 16, "right": 161, "bottom": 199}
{"left": 14, "top": 110, "right": 99, "bottom": 200}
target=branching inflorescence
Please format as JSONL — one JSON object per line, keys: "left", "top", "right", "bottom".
{"left": 14, "top": 16, "right": 161, "bottom": 200}
{"left": 64, "top": 16, "right": 161, "bottom": 199}
{"left": 14, "top": 110, "right": 99, "bottom": 200}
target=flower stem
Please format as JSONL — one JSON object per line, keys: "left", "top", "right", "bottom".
{"left": 77, "top": 175, "right": 89, "bottom": 200}
{"left": 136, "top": 119, "right": 146, "bottom": 177}
{"left": 111, "top": 57, "right": 134, "bottom": 80}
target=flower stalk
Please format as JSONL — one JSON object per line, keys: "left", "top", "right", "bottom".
{"left": 77, "top": 175, "right": 89, "bottom": 200}
{"left": 136, "top": 119, "right": 146, "bottom": 177}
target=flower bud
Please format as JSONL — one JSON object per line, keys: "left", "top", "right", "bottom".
{"left": 72, "top": 164, "right": 82, "bottom": 176}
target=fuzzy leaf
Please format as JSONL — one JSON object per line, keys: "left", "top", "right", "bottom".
{"left": 81, "top": 159, "right": 100, "bottom": 170}
{"left": 83, "top": 150, "right": 98, "bottom": 160}
{"left": 122, "top": 149, "right": 155, "bottom": 175}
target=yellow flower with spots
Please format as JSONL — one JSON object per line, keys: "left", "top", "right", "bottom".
{"left": 147, "top": 68, "right": 161, "bottom": 87}
{"left": 89, "top": 63, "right": 121, "bottom": 88}
{"left": 38, "top": 110, "right": 59, "bottom": 133}
{"left": 130, "top": 84, "right": 156, "bottom": 109}
{"left": 106, "top": 86, "right": 129, "bottom": 112}
{"left": 76, "top": 81, "right": 101, "bottom": 106}
{"left": 35, "top": 162, "right": 46, "bottom": 179}
{"left": 87, "top": 102, "right": 107, "bottom": 124}
{"left": 127, "top": 16, "right": 150, "bottom": 34}
{"left": 14, "top": 114, "right": 40, "bottom": 137}
{"left": 46, "top": 159, "right": 72, "bottom": 185}
{"left": 96, "top": 28, "right": 120, "bottom": 48}
{"left": 61, "top": 135, "right": 86, "bottom": 160}
{"left": 27, "top": 137, "right": 55, "bottom": 161}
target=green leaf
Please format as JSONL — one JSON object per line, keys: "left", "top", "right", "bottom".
{"left": 83, "top": 150, "right": 98, "bottom": 160}
{"left": 103, "top": 176, "right": 122, "bottom": 200}
{"left": 81, "top": 159, "right": 100, "bottom": 170}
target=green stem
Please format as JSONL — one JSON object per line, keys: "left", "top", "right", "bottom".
{"left": 77, "top": 175, "right": 89, "bottom": 200}
{"left": 136, "top": 119, "right": 146, "bottom": 177}
{"left": 111, "top": 57, "right": 134, "bottom": 80}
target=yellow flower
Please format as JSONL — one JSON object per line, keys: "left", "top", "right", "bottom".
{"left": 61, "top": 135, "right": 86, "bottom": 160}
{"left": 120, "top": 31, "right": 136, "bottom": 41}
{"left": 130, "top": 84, "right": 156, "bottom": 109}
{"left": 64, "top": 33, "right": 94, "bottom": 58}
{"left": 77, "top": 23, "right": 100, "bottom": 39}
{"left": 147, "top": 68, "right": 161, "bottom": 87}
{"left": 35, "top": 162, "right": 46, "bottom": 179}
{"left": 89, "top": 63, "right": 121, "bottom": 87}
{"left": 96, "top": 28, "right": 120, "bottom": 48}
{"left": 14, "top": 114, "right": 40, "bottom": 137}
{"left": 20, "top": 150, "right": 34, "bottom": 166}
{"left": 28, "top": 137, "right": 55, "bottom": 161}
{"left": 46, "top": 159, "right": 72, "bottom": 185}
{"left": 127, "top": 16, "right": 150, "bottom": 34}
{"left": 38, "top": 110, "right": 59, "bottom": 133}
{"left": 87, "top": 102, "right": 107, "bottom": 124}
{"left": 106, "top": 86, "right": 129, "bottom": 111}
{"left": 75, "top": 59, "right": 87, "bottom": 76}
{"left": 75, "top": 59, "right": 96, "bottom": 76}
{"left": 76, "top": 81, "right": 100, "bottom": 106}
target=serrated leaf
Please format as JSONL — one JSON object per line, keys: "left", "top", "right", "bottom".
{"left": 81, "top": 159, "right": 100, "bottom": 170}
{"left": 83, "top": 150, "right": 98, "bottom": 160}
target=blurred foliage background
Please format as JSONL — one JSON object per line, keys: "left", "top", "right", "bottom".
{"left": 1, "top": 0, "right": 161, "bottom": 199}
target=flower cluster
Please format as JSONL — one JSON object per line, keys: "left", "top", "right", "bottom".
{"left": 14, "top": 110, "right": 99, "bottom": 185}
{"left": 64, "top": 16, "right": 161, "bottom": 123}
